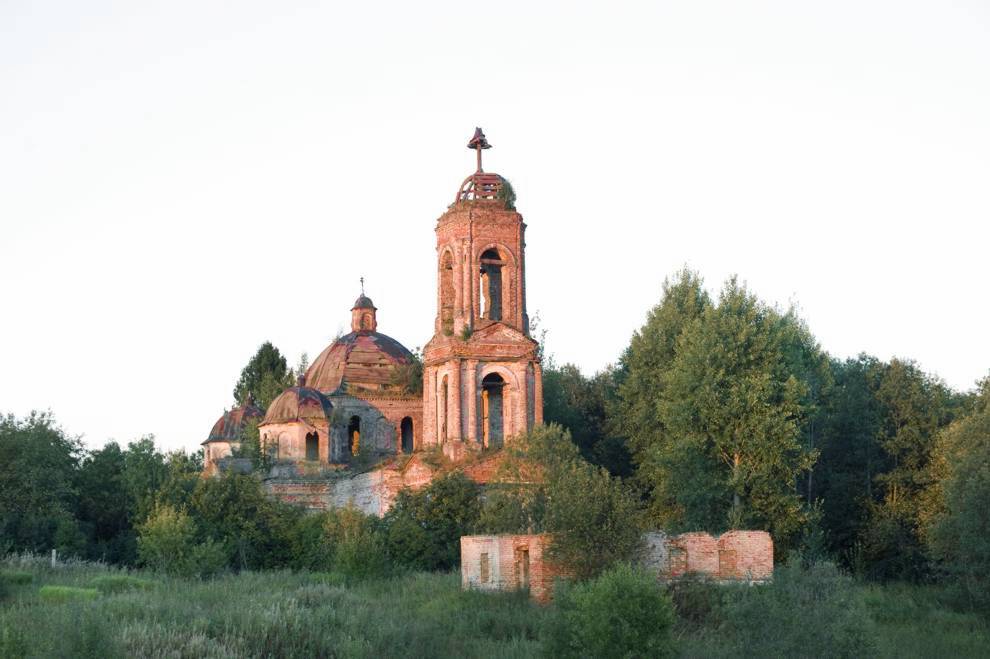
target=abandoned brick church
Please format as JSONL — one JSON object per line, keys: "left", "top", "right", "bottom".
{"left": 201, "top": 129, "right": 543, "bottom": 514}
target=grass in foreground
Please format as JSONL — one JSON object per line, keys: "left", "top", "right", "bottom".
{"left": 1, "top": 556, "right": 987, "bottom": 658}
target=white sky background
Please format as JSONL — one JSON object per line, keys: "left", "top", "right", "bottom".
{"left": 1, "top": 1, "right": 988, "bottom": 453}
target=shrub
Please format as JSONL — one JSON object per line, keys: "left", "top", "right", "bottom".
{"left": 543, "top": 563, "right": 675, "bottom": 658}
{"left": 326, "top": 506, "right": 388, "bottom": 579}
{"left": 286, "top": 512, "right": 335, "bottom": 571}
{"left": 38, "top": 585, "right": 100, "bottom": 603}
{"left": 90, "top": 574, "right": 156, "bottom": 594}
{"left": 0, "top": 570, "right": 33, "bottom": 586}
{"left": 136, "top": 503, "right": 196, "bottom": 575}
{"left": 666, "top": 574, "right": 725, "bottom": 630}
{"left": 717, "top": 560, "right": 874, "bottom": 658}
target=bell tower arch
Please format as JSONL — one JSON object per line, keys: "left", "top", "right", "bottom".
{"left": 423, "top": 129, "right": 543, "bottom": 457}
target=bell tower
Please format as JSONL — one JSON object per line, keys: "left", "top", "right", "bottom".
{"left": 423, "top": 129, "right": 543, "bottom": 457}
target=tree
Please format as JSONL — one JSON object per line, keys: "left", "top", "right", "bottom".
{"left": 0, "top": 412, "right": 85, "bottom": 555}
{"left": 857, "top": 359, "right": 956, "bottom": 580}
{"left": 76, "top": 441, "right": 135, "bottom": 563}
{"left": 233, "top": 341, "right": 293, "bottom": 409}
{"left": 813, "top": 355, "right": 886, "bottom": 565}
{"left": 189, "top": 472, "right": 299, "bottom": 570}
{"left": 925, "top": 376, "right": 990, "bottom": 609}
{"left": 122, "top": 436, "right": 168, "bottom": 523}
{"left": 612, "top": 268, "right": 710, "bottom": 463}
{"left": 543, "top": 361, "right": 631, "bottom": 476}
{"left": 383, "top": 472, "right": 481, "bottom": 571}
{"left": 630, "top": 277, "right": 817, "bottom": 552}
{"left": 479, "top": 424, "right": 643, "bottom": 580}
{"left": 390, "top": 348, "right": 424, "bottom": 396}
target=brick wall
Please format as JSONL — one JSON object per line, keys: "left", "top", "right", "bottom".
{"left": 461, "top": 534, "right": 560, "bottom": 604}
{"left": 644, "top": 530, "right": 773, "bottom": 582}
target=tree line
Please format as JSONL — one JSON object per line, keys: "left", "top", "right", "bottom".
{"left": 2, "top": 268, "right": 988, "bottom": 610}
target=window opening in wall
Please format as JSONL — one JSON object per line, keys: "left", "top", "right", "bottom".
{"left": 514, "top": 546, "right": 530, "bottom": 590}
{"left": 669, "top": 547, "right": 687, "bottom": 575}
{"left": 305, "top": 432, "right": 319, "bottom": 461}
{"left": 718, "top": 549, "right": 738, "bottom": 579}
{"left": 361, "top": 313, "right": 373, "bottom": 330}
{"left": 440, "top": 251, "right": 454, "bottom": 334}
{"left": 481, "top": 372, "right": 505, "bottom": 448}
{"left": 480, "top": 552, "right": 490, "bottom": 583}
{"left": 440, "top": 376, "right": 449, "bottom": 442}
{"left": 400, "top": 417, "right": 414, "bottom": 454}
{"left": 348, "top": 416, "right": 361, "bottom": 456}
{"left": 479, "top": 249, "right": 503, "bottom": 321}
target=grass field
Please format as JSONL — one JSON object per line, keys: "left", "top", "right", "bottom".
{"left": 1, "top": 555, "right": 987, "bottom": 658}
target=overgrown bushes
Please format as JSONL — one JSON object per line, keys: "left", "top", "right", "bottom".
{"left": 544, "top": 563, "right": 675, "bottom": 658}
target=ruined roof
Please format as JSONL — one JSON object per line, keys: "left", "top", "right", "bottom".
{"left": 261, "top": 386, "right": 333, "bottom": 425}
{"left": 304, "top": 330, "right": 414, "bottom": 394}
{"left": 203, "top": 403, "right": 265, "bottom": 445}
{"left": 352, "top": 294, "right": 376, "bottom": 310}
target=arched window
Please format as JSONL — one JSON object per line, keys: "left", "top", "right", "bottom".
{"left": 400, "top": 417, "right": 414, "bottom": 454}
{"left": 479, "top": 249, "right": 503, "bottom": 321}
{"left": 440, "top": 251, "right": 455, "bottom": 334}
{"left": 348, "top": 416, "right": 361, "bottom": 456}
{"left": 305, "top": 432, "right": 319, "bottom": 461}
{"left": 481, "top": 372, "right": 505, "bottom": 448}
{"left": 361, "top": 313, "right": 373, "bottom": 330}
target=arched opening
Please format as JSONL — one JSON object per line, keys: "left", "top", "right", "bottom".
{"left": 440, "top": 250, "right": 455, "bottom": 334}
{"left": 361, "top": 312, "right": 373, "bottom": 330}
{"left": 348, "top": 416, "right": 361, "bottom": 456}
{"left": 440, "top": 376, "right": 449, "bottom": 442}
{"left": 305, "top": 432, "right": 319, "bottom": 461}
{"left": 400, "top": 417, "right": 414, "bottom": 454}
{"left": 479, "top": 248, "right": 503, "bottom": 321}
{"left": 481, "top": 372, "right": 505, "bottom": 448}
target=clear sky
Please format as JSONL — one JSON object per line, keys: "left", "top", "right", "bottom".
{"left": 2, "top": 1, "right": 988, "bottom": 453}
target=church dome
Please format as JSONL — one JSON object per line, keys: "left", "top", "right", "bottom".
{"left": 202, "top": 397, "right": 264, "bottom": 445}
{"left": 262, "top": 380, "right": 334, "bottom": 425}
{"left": 352, "top": 294, "right": 376, "bottom": 310}
{"left": 305, "top": 330, "right": 414, "bottom": 394}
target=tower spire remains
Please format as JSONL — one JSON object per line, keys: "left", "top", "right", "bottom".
{"left": 467, "top": 127, "right": 491, "bottom": 173}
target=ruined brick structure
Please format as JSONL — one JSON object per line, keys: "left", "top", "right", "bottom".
{"left": 460, "top": 534, "right": 560, "bottom": 604}
{"left": 202, "top": 129, "right": 542, "bottom": 516}
{"left": 423, "top": 128, "right": 543, "bottom": 458}
{"left": 644, "top": 530, "right": 773, "bottom": 582}
{"left": 461, "top": 530, "right": 773, "bottom": 603}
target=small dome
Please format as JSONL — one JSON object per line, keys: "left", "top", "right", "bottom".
{"left": 305, "top": 330, "right": 414, "bottom": 394}
{"left": 352, "top": 294, "right": 376, "bottom": 310}
{"left": 203, "top": 401, "right": 264, "bottom": 445}
{"left": 262, "top": 385, "right": 333, "bottom": 425}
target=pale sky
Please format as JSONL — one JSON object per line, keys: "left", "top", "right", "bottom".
{"left": 2, "top": 1, "right": 988, "bottom": 453}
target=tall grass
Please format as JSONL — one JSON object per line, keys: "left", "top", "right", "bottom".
{"left": 2, "top": 555, "right": 987, "bottom": 658}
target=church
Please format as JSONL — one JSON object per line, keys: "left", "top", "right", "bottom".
{"left": 201, "top": 129, "right": 544, "bottom": 514}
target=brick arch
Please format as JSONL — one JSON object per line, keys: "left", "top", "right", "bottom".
{"left": 474, "top": 243, "right": 517, "bottom": 325}
{"left": 478, "top": 363, "right": 521, "bottom": 443}
{"left": 438, "top": 247, "right": 456, "bottom": 335}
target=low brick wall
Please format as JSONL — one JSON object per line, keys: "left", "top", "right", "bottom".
{"left": 460, "top": 534, "right": 559, "bottom": 604}
{"left": 646, "top": 530, "right": 773, "bottom": 582}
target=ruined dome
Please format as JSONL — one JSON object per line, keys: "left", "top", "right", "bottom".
{"left": 305, "top": 330, "right": 414, "bottom": 395}
{"left": 261, "top": 383, "right": 333, "bottom": 425}
{"left": 202, "top": 399, "right": 264, "bottom": 446}
{"left": 352, "top": 294, "right": 376, "bottom": 310}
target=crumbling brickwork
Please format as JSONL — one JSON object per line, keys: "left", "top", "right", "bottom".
{"left": 461, "top": 534, "right": 560, "bottom": 604}
{"left": 644, "top": 530, "right": 773, "bottom": 582}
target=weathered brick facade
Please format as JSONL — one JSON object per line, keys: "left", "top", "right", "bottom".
{"left": 461, "top": 530, "right": 773, "bottom": 604}
{"left": 203, "top": 130, "right": 545, "bottom": 515}
{"left": 460, "top": 534, "right": 561, "bottom": 604}
{"left": 645, "top": 530, "right": 773, "bottom": 582}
